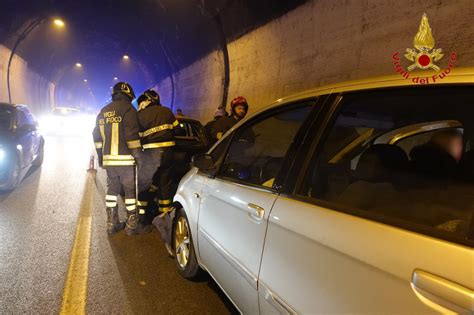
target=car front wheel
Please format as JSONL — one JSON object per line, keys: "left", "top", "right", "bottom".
{"left": 32, "top": 142, "right": 44, "bottom": 167}
{"left": 172, "top": 208, "right": 202, "bottom": 279}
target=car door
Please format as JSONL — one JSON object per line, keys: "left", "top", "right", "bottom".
{"left": 198, "top": 102, "right": 315, "bottom": 313}
{"left": 15, "top": 108, "right": 34, "bottom": 168}
{"left": 23, "top": 108, "right": 41, "bottom": 161}
{"left": 259, "top": 86, "right": 474, "bottom": 314}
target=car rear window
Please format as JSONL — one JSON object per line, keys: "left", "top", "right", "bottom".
{"left": 300, "top": 86, "right": 474, "bottom": 245}
{"left": 175, "top": 121, "right": 206, "bottom": 144}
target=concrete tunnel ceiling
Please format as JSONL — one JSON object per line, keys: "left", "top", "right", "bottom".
{"left": 0, "top": 0, "right": 307, "bottom": 109}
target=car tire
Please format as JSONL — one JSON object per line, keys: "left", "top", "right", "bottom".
{"left": 32, "top": 142, "right": 44, "bottom": 167}
{"left": 172, "top": 207, "right": 202, "bottom": 279}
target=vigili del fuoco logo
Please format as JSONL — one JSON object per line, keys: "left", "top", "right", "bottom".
{"left": 392, "top": 13, "right": 456, "bottom": 84}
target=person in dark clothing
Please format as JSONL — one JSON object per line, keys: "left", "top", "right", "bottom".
{"left": 204, "top": 106, "right": 228, "bottom": 146}
{"left": 93, "top": 82, "right": 149, "bottom": 235}
{"left": 136, "top": 89, "right": 179, "bottom": 219}
{"left": 176, "top": 108, "right": 186, "bottom": 118}
{"left": 210, "top": 96, "right": 249, "bottom": 142}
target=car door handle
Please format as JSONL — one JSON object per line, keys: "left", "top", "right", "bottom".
{"left": 247, "top": 203, "right": 265, "bottom": 221}
{"left": 411, "top": 269, "right": 474, "bottom": 314}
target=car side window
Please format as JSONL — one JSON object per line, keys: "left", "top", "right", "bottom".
{"left": 24, "top": 110, "right": 36, "bottom": 126}
{"left": 299, "top": 86, "right": 474, "bottom": 242}
{"left": 219, "top": 103, "right": 313, "bottom": 188}
{"left": 16, "top": 109, "right": 29, "bottom": 127}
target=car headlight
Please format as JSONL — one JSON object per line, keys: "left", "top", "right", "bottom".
{"left": 0, "top": 148, "right": 5, "bottom": 161}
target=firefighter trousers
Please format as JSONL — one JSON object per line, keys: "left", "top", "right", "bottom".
{"left": 138, "top": 147, "right": 174, "bottom": 214}
{"left": 105, "top": 166, "right": 137, "bottom": 214}
{"left": 153, "top": 147, "right": 174, "bottom": 212}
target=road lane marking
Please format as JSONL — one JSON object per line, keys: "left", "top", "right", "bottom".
{"left": 60, "top": 170, "right": 95, "bottom": 314}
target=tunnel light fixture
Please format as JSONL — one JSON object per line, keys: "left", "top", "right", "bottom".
{"left": 75, "top": 63, "right": 82, "bottom": 68}
{"left": 83, "top": 79, "right": 88, "bottom": 83}
{"left": 53, "top": 19, "right": 65, "bottom": 28}
{"left": 123, "top": 55, "right": 129, "bottom": 60}
{"left": 113, "top": 77, "right": 118, "bottom": 81}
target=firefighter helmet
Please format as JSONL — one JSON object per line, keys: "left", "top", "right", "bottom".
{"left": 144, "top": 89, "right": 160, "bottom": 104}
{"left": 112, "top": 82, "right": 136, "bottom": 100}
{"left": 230, "top": 96, "right": 248, "bottom": 113}
{"left": 137, "top": 89, "right": 161, "bottom": 111}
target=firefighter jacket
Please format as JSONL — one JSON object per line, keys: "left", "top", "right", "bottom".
{"left": 93, "top": 95, "right": 142, "bottom": 167}
{"left": 137, "top": 103, "right": 179, "bottom": 150}
{"left": 211, "top": 115, "right": 240, "bottom": 141}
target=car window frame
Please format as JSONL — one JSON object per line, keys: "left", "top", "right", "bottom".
{"left": 15, "top": 108, "right": 29, "bottom": 128}
{"left": 175, "top": 119, "right": 207, "bottom": 145}
{"left": 207, "top": 99, "right": 322, "bottom": 193}
{"left": 283, "top": 85, "right": 474, "bottom": 247}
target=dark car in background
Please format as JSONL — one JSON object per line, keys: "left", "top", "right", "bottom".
{"left": 168, "top": 117, "right": 208, "bottom": 194}
{"left": 0, "top": 103, "right": 44, "bottom": 191}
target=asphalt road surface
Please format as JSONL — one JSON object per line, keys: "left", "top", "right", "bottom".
{"left": 0, "top": 134, "right": 237, "bottom": 314}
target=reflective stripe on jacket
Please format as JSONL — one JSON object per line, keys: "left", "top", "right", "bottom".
{"left": 138, "top": 103, "right": 178, "bottom": 150}
{"left": 92, "top": 95, "right": 141, "bottom": 167}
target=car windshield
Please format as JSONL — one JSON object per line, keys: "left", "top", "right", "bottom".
{"left": 0, "top": 108, "right": 13, "bottom": 131}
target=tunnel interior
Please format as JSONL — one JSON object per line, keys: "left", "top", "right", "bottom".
{"left": 0, "top": 0, "right": 306, "bottom": 113}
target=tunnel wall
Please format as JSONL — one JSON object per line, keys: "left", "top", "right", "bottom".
{"left": 156, "top": 0, "right": 474, "bottom": 122}
{"left": 0, "top": 44, "right": 55, "bottom": 115}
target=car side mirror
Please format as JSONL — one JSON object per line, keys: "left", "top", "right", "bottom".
{"left": 192, "top": 153, "right": 215, "bottom": 176}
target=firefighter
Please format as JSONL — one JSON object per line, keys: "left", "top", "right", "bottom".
{"left": 204, "top": 106, "right": 228, "bottom": 147}
{"left": 211, "top": 96, "right": 248, "bottom": 142}
{"left": 136, "top": 89, "right": 179, "bottom": 218}
{"left": 93, "top": 82, "right": 150, "bottom": 235}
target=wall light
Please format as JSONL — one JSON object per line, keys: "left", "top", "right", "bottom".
{"left": 53, "top": 19, "right": 65, "bottom": 28}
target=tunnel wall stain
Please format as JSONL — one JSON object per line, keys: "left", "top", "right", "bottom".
{"left": 0, "top": 44, "right": 55, "bottom": 114}
{"left": 156, "top": 0, "right": 474, "bottom": 122}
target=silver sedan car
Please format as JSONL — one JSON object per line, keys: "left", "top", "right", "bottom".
{"left": 171, "top": 68, "right": 474, "bottom": 314}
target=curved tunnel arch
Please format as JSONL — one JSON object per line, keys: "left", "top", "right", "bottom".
{"left": 0, "top": 0, "right": 304, "bottom": 114}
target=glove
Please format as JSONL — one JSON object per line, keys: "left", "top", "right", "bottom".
{"left": 130, "top": 148, "right": 144, "bottom": 166}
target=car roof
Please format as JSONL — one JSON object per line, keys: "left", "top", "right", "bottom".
{"left": 273, "top": 66, "right": 474, "bottom": 106}
{"left": 177, "top": 117, "right": 203, "bottom": 126}
{"left": 0, "top": 103, "right": 29, "bottom": 110}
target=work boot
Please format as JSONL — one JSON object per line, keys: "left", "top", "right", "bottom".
{"left": 140, "top": 213, "right": 154, "bottom": 232}
{"left": 106, "top": 207, "right": 125, "bottom": 235}
{"left": 125, "top": 211, "right": 153, "bottom": 235}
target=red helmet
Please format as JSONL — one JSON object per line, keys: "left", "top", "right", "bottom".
{"left": 230, "top": 96, "right": 248, "bottom": 113}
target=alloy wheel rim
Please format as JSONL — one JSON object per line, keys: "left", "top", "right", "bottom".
{"left": 175, "top": 217, "right": 190, "bottom": 268}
